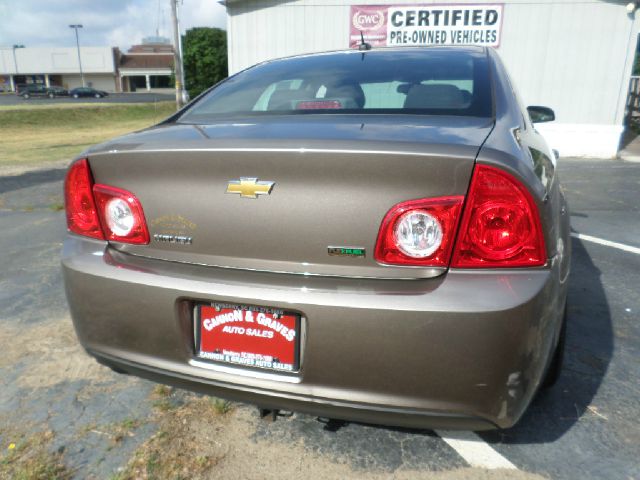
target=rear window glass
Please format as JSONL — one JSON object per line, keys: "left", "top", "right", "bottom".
{"left": 179, "top": 49, "right": 492, "bottom": 122}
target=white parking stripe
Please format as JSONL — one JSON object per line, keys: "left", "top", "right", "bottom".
{"left": 571, "top": 233, "right": 640, "bottom": 255}
{"left": 435, "top": 430, "right": 517, "bottom": 470}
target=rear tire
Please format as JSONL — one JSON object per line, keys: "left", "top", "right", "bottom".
{"left": 95, "top": 93, "right": 101, "bottom": 98}
{"left": 23, "top": 93, "right": 30, "bottom": 99}
{"left": 48, "top": 92, "right": 55, "bottom": 99}
{"left": 542, "top": 302, "right": 567, "bottom": 388}
{"left": 73, "top": 93, "right": 79, "bottom": 99}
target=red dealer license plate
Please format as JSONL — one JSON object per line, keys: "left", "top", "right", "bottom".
{"left": 195, "top": 303, "right": 300, "bottom": 372}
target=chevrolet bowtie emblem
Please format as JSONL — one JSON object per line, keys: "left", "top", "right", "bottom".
{"left": 226, "top": 177, "right": 275, "bottom": 199}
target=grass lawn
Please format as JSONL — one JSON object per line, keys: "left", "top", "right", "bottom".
{"left": 0, "top": 102, "right": 176, "bottom": 171}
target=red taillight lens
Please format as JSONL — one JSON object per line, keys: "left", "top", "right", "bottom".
{"left": 93, "top": 184, "right": 150, "bottom": 245}
{"left": 374, "top": 196, "right": 464, "bottom": 266}
{"left": 64, "top": 159, "right": 104, "bottom": 240}
{"left": 451, "top": 165, "right": 546, "bottom": 268}
{"left": 64, "top": 158, "right": 149, "bottom": 245}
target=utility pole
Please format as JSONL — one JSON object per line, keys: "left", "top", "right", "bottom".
{"left": 170, "top": 0, "right": 187, "bottom": 109}
{"left": 11, "top": 44, "right": 24, "bottom": 92}
{"left": 69, "top": 24, "right": 85, "bottom": 87}
{"left": 177, "top": 16, "right": 187, "bottom": 104}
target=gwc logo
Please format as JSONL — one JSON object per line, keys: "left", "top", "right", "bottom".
{"left": 352, "top": 10, "right": 386, "bottom": 31}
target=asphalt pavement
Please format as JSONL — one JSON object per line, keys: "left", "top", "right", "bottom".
{"left": 0, "top": 92, "right": 174, "bottom": 106}
{"left": 0, "top": 159, "right": 638, "bottom": 479}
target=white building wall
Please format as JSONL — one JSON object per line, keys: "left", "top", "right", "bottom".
{"left": 0, "top": 47, "right": 115, "bottom": 75}
{"left": 226, "top": 0, "right": 640, "bottom": 157}
{"left": 61, "top": 74, "right": 117, "bottom": 92}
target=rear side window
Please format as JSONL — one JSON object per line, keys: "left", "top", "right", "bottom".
{"left": 179, "top": 49, "right": 492, "bottom": 122}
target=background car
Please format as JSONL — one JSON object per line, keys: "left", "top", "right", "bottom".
{"left": 69, "top": 87, "right": 109, "bottom": 99}
{"left": 62, "top": 46, "right": 570, "bottom": 430}
{"left": 18, "top": 84, "right": 49, "bottom": 99}
{"left": 16, "top": 84, "right": 68, "bottom": 99}
{"left": 47, "top": 86, "right": 69, "bottom": 97}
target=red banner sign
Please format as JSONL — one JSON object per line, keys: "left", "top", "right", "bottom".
{"left": 349, "top": 4, "right": 504, "bottom": 48}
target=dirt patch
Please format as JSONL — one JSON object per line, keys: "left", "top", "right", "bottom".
{"left": 0, "top": 159, "right": 69, "bottom": 177}
{"left": 113, "top": 389, "right": 231, "bottom": 479}
{"left": 113, "top": 389, "right": 547, "bottom": 480}
{"left": 0, "top": 318, "right": 113, "bottom": 388}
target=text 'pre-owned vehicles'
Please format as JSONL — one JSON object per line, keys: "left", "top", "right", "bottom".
{"left": 62, "top": 46, "right": 570, "bottom": 430}
{"left": 69, "top": 87, "right": 109, "bottom": 99}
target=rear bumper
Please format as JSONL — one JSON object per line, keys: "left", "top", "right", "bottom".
{"left": 62, "top": 235, "right": 565, "bottom": 430}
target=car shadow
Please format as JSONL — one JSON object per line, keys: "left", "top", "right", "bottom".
{"left": 0, "top": 167, "right": 66, "bottom": 195}
{"left": 479, "top": 236, "right": 613, "bottom": 444}
{"left": 301, "top": 237, "right": 612, "bottom": 444}
{"left": 314, "top": 236, "right": 613, "bottom": 444}
{"left": 260, "top": 234, "right": 611, "bottom": 448}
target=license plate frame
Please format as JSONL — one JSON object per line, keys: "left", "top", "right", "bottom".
{"left": 194, "top": 302, "right": 301, "bottom": 373}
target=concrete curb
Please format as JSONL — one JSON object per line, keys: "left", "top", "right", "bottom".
{"left": 617, "top": 152, "right": 640, "bottom": 163}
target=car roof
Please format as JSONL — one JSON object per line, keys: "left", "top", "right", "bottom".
{"left": 255, "top": 45, "right": 487, "bottom": 68}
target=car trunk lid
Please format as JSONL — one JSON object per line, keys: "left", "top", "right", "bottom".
{"left": 86, "top": 115, "right": 493, "bottom": 279}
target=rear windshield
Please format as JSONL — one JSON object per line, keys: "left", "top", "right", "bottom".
{"left": 178, "top": 49, "right": 493, "bottom": 122}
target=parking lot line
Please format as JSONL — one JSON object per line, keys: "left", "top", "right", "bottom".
{"left": 435, "top": 430, "right": 517, "bottom": 470}
{"left": 571, "top": 233, "right": 640, "bottom": 255}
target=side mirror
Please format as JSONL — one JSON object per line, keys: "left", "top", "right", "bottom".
{"left": 527, "top": 106, "right": 555, "bottom": 123}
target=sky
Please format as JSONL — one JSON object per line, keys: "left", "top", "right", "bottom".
{"left": 0, "top": 0, "right": 227, "bottom": 51}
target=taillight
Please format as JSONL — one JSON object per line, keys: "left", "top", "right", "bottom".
{"left": 93, "top": 184, "right": 150, "bottom": 245}
{"left": 451, "top": 165, "right": 546, "bottom": 268}
{"left": 374, "top": 196, "right": 464, "bottom": 266}
{"left": 64, "top": 158, "right": 149, "bottom": 245}
{"left": 64, "top": 159, "right": 104, "bottom": 240}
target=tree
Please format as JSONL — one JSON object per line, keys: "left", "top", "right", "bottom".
{"left": 182, "top": 27, "right": 228, "bottom": 99}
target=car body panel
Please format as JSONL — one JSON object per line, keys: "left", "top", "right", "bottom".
{"left": 63, "top": 235, "right": 562, "bottom": 429}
